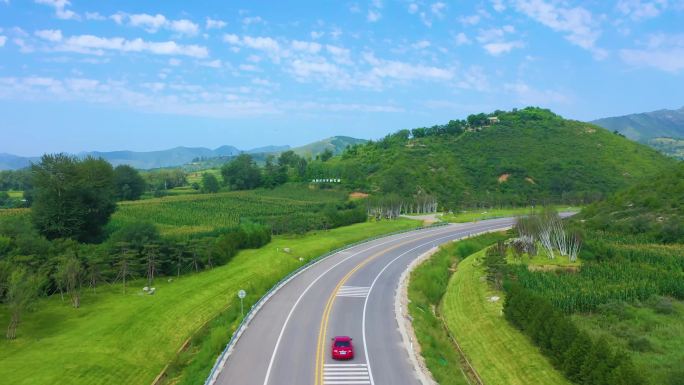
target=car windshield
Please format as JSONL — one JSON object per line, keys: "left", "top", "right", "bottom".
{"left": 335, "top": 341, "right": 351, "bottom": 347}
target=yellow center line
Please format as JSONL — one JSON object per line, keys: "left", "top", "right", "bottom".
{"left": 314, "top": 230, "right": 448, "bottom": 385}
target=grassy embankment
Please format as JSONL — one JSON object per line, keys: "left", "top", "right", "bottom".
{"left": 0, "top": 219, "right": 419, "bottom": 385}
{"left": 441, "top": 205, "right": 581, "bottom": 223}
{"left": 441, "top": 249, "right": 571, "bottom": 385}
{"left": 408, "top": 232, "right": 509, "bottom": 385}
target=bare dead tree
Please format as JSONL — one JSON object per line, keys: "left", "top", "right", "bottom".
{"left": 114, "top": 242, "right": 135, "bottom": 294}
{"left": 568, "top": 232, "right": 582, "bottom": 262}
{"left": 143, "top": 243, "right": 159, "bottom": 287}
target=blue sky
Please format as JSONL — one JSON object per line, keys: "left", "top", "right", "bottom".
{"left": 1, "top": 0, "right": 683, "bottom": 156}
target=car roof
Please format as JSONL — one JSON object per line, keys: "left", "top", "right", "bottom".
{"left": 333, "top": 336, "right": 352, "bottom": 341}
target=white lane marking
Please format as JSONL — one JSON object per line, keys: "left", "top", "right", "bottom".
{"left": 361, "top": 222, "right": 514, "bottom": 385}
{"left": 324, "top": 364, "right": 370, "bottom": 384}
{"left": 337, "top": 286, "right": 370, "bottom": 298}
{"left": 261, "top": 225, "right": 457, "bottom": 385}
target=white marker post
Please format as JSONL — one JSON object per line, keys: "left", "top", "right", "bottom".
{"left": 238, "top": 289, "right": 246, "bottom": 317}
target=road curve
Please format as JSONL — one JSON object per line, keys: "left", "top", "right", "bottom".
{"left": 213, "top": 218, "right": 516, "bottom": 385}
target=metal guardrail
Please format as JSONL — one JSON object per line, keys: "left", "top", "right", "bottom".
{"left": 203, "top": 221, "right": 450, "bottom": 385}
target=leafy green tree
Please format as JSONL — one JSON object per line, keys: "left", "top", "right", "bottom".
{"left": 319, "top": 148, "right": 334, "bottom": 161}
{"left": 4, "top": 267, "right": 41, "bottom": 339}
{"left": 201, "top": 172, "right": 220, "bottom": 193}
{"left": 31, "top": 154, "right": 116, "bottom": 243}
{"left": 563, "top": 331, "right": 593, "bottom": 382}
{"left": 221, "top": 154, "right": 262, "bottom": 190}
{"left": 113, "top": 165, "right": 146, "bottom": 201}
{"left": 263, "top": 156, "right": 288, "bottom": 188}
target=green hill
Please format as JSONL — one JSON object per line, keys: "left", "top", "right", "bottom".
{"left": 324, "top": 107, "right": 674, "bottom": 208}
{"left": 291, "top": 136, "right": 368, "bottom": 158}
{"left": 591, "top": 106, "right": 684, "bottom": 142}
{"left": 579, "top": 163, "right": 684, "bottom": 242}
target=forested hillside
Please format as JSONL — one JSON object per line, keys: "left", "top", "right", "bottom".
{"left": 323, "top": 108, "right": 673, "bottom": 209}
{"left": 579, "top": 163, "right": 684, "bottom": 243}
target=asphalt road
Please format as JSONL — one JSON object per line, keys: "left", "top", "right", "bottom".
{"left": 214, "top": 218, "right": 517, "bottom": 385}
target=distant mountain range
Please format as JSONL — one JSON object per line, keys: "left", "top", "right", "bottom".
{"left": 0, "top": 136, "right": 367, "bottom": 171}
{"left": 591, "top": 106, "right": 684, "bottom": 159}
{"left": 591, "top": 106, "right": 684, "bottom": 141}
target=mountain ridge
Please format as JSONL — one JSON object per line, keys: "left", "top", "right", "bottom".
{"left": 0, "top": 136, "right": 366, "bottom": 171}
{"left": 591, "top": 106, "right": 684, "bottom": 141}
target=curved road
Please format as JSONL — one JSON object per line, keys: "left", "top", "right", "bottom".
{"left": 213, "top": 218, "right": 516, "bottom": 385}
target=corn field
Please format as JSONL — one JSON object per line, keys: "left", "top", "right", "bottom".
{"left": 109, "top": 186, "right": 346, "bottom": 234}
{"left": 513, "top": 240, "right": 684, "bottom": 313}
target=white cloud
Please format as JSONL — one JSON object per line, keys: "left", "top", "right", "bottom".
{"left": 491, "top": 0, "right": 506, "bottom": 12}
{"left": 223, "top": 34, "right": 240, "bottom": 45}
{"left": 206, "top": 18, "right": 227, "bottom": 30}
{"left": 431, "top": 2, "right": 447, "bottom": 18}
{"left": 85, "top": 12, "right": 106, "bottom": 21}
{"left": 367, "top": 9, "right": 382, "bottom": 22}
{"left": 311, "top": 30, "right": 324, "bottom": 39}
{"left": 616, "top": 0, "right": 669, "bottom": 20}
{"left": 243, "top": 36, "right": 281, "bottom": 55}
{"left": 620, "top": 33, "right": 684, "bottom": 72}
{"left": 408, "top": 3, "right": 419, "bottom": 14}
{"left": 458, "top": 14, "right": 481, "bottom": 26}
{"left": 326, "top": 44, "right": 352, "bottom": 64}
{"left": 129, "top": 13, "right": 168, "bottom": 32}
{"left": 364, "top": 53, "right": 454, "bottom": 81}
{"left": 456, "top": 66, "right": 490, "bottom": 92}
{"left": 168, "top": 58, "right": 181, "bottom": 66}
{"left": 412, "top": 40, "right": 431, "bottom": 50}
{"left": 483, "top": 41, "right": 524, "bottom": 55}
{"left": 477, "top": 26, "right": 523, "bottom": 55}
{"left": 110, "top": 13, "right": 125, "bottom": 25}
{"left": 35, "top": 0, "right": 79, "bottom": 20}
{"left": 504, "top": 81, "right": 569, "bottom": 105}
{"left": 57, "top": 34, "right": 209, "bottom": 58}
{"left": 291, "top": 40, "right": 322, "bottom": 54}
{"left": 35, "top": 29, "right": 63, "bottom": 42}
{"left": 0, "top": 36, "right": 6, "bottom": 47}
{"left": 454, "top": 32, "right": 471, "bottom": 46}
{"left": 200, "top": 59, "right": 222, "bottom": 68}
{"left": 514, "top": 0, "right": 607, "bottom": 59}
{"left": 168, "top": 19, "right": 199, "bottom": 36}
{"left": 242, "top": 16, "right": 264, "bottom": 25}
{"left": 116, "top": 13, "right": 199, "bottom": 36}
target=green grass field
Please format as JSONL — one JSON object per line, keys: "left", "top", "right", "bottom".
{"left": 7, "top": 191, "right": 23, "bottom": 199}
{"left": 408, "top": 232, "right": 509, "bottom": 385}
{"left": 0, "top": 219, "right": 419, "bottom": 385}
{"left": 441, "top": 249, "right": 571, "bottom": 385}
{"left": 441, "top": 205, "right": 581, "bottom": 223}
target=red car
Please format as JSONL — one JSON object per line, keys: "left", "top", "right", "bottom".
{"left": 331, "top": 336, "right": 354, "bottom": 360}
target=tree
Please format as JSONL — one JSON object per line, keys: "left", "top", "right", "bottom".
{"left": 5, "top": 267, "right": 41, "bottom": 339}
{"left": 201, "top": 172, "right": 220, "bottom": 193}
{"left": 56, "top": 256, "right": 84, "bottom": 308}
{"left": 31, "top": 154, "right": 116, "bottom": 243}
{"left": 319, "top": 148, "right": 334, "bottom": 162}
{"left": 262, "top": 156, "right": 288, "bottom": 188}
{"left": 113, "top": 165, "right": 146, "bottom": 201}
{"left": 142, "top": 243, "right": 159, "bottom": 286}
{"left": 221, "top": 154, "right": 262, "bottom": 190}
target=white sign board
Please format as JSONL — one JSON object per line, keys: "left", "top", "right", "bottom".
{"left": 238, "top": 289, "right": 246, "bottom": 299}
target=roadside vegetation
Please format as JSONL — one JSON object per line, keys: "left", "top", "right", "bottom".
{"left": 442, "top": 247, "right": 572, "bottom": 385}
{"left": 0, "top": 219, "right": 419, "bottom": 385}
{"left": 440, "top": 205, "right": 581, "bottom": 223}
{"left": 407, "top": 232, "right": 509, "bottom": 385}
